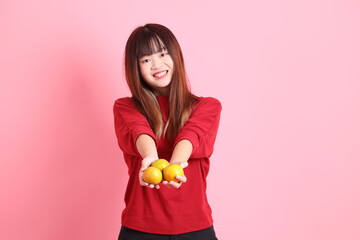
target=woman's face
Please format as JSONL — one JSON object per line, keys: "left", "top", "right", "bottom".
{"left": 138, "top": 47, "right": 174, "bottom": 96}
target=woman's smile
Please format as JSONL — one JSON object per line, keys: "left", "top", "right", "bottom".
{"left": 153, "top": 70, "right": 168, "bottom": 79}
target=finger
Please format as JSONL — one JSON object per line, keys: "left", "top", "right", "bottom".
{"left": 140, "top": 181, "right": 149, "bottom": 187}
{"left": 147, "top": 184, "right": 155, "bottom": 189}
{"left": 155, "top": 184, "right": 160, "bottom": 189}
{"left": 162, "top": 181, "right": 173, "bottom": 188}
{"left": 169, "top": 181, "right": 182, "bottom": 189}
{"left": 139, "top": 175, "right": 149, "bottom": 186}
{"left": 180, "top": 162, "right": 189, "bottom": 169}
{"left": 176, "top": 175, "right": 187, "bottom": 183}
{"left": 139, "top": 171, "right": 151, "bottom": 187}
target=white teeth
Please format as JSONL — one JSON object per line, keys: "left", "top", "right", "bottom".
{"left": 154, "top": 71, "right": 167, "bottom": 77}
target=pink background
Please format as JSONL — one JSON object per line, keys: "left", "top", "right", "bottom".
{"left": 1, "top": 0, "right": 359, "bottom": 239}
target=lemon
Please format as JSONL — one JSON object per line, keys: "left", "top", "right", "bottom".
{"left": 151, "top": 159, "right": 170, "bottom": 171}
{"left": 143, "top": 167, "right": 162, "bottom": 185}
{"left": 163, "top": 164, "right": 184, "bottom": 183}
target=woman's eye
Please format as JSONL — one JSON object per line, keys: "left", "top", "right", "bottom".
{"left": 160, "top": 53, "right": 167, "bottom": 57}
{"left": 141, "top": 59, "right": 150, "bottom": 63}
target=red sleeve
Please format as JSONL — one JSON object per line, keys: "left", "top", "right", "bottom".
{"left": 113, "top": 97, "right": 157, "bottom": 156}
{"left": 174, "top": 97, "right": 222, "bottom": 159}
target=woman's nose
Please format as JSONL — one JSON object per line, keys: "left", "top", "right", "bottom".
{"left": 151, "top": 57, "right": 163, "bottom": 69}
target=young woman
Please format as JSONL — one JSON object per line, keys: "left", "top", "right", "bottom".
{"left": 113, "top": 23, "right": 221, "bottom": 240}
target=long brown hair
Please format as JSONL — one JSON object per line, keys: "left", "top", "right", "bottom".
{"left": 124, "top": 23, "right": 198, "bottom": 140}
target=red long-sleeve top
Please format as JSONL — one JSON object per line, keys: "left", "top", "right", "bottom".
{"left": 113, "top": 95, "right": 221, "bottom": 234}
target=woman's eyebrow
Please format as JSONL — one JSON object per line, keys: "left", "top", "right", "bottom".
{"left": 156, "top": 47, "right": 167, "bottom": 53}
{"left": 138, "top": 47, "right": 167, "bottom": 59}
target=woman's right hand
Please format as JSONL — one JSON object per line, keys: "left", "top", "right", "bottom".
{"left": 138, "top": 156, "right": 160, "bottom": 189}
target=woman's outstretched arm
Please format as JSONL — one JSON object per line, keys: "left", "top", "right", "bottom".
{"left": 163, "top": 139, "right": 192, "bottom": 189}
{"left": 136, "top": 134, "right": 160, "bottom": 189}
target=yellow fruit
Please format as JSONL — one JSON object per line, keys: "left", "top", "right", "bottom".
{"left": 163, "top": 164, "right": 184, "bottom": 183}
{"left": 151, "top": 159, "right": 170, "bottom": 171}
{"left": 143, "top": 167, "right": 162, "bottom": 185}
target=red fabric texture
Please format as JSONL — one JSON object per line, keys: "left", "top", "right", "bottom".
{"left": 113, "top": 95, "right": 221, "bottom": 234}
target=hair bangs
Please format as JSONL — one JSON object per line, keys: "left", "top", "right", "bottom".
{"left": 137, "top": 32, "right": 166, "bottom": 58}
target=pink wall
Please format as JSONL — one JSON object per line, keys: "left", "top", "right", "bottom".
{"left": 1, "top": 0, "right": 359, "bottom": 239}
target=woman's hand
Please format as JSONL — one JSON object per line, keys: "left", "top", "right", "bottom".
{"left": 138, "top": 156, "right": 161, "bottom": 189}
{"left": 162, "top": 161, "right": 188, "bottom": 189}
